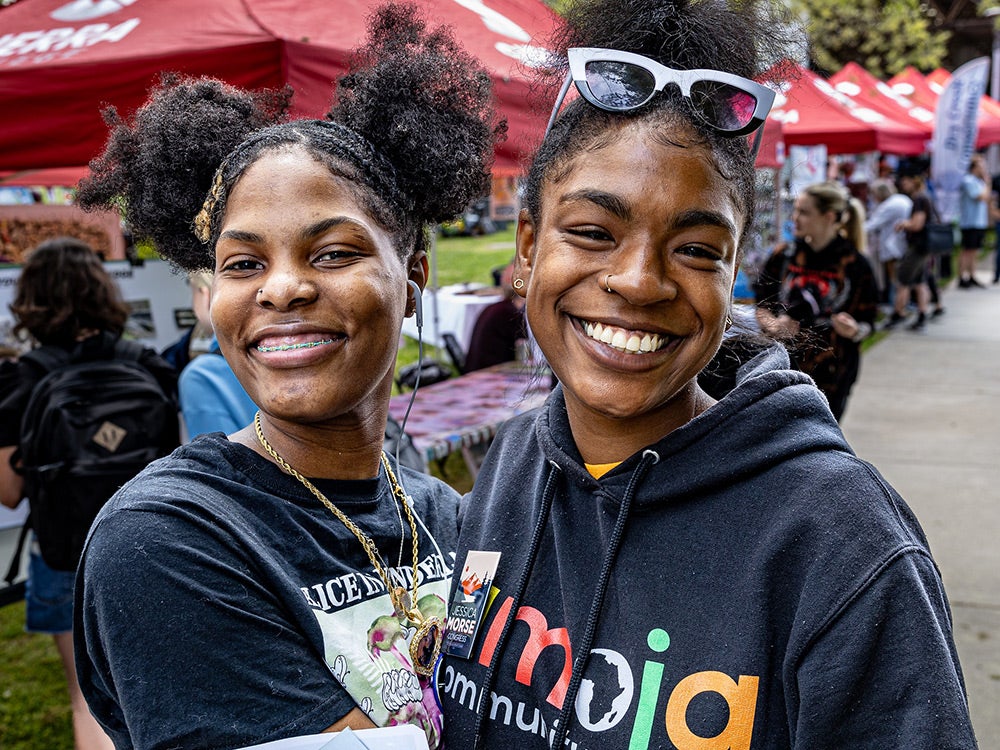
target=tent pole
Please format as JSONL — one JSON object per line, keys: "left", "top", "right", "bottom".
{"left": 430, "top": 227, "right": 440, "bottom": 350}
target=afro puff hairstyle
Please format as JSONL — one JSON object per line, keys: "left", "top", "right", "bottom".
{"left": 77, "top": 1, "right": 505, "bottom": 273}
{"left": 77, "top": 75, "right": 291, "bottom": 272}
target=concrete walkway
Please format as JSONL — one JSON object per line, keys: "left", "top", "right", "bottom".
{"left": 840, "top": 261, "right": 1000, "bottom": 747}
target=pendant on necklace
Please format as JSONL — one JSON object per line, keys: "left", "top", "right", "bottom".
{"left": 410, "top": 614, "right": 444, "bottom": 677}
{"left": 392, "top": 586, "right": 442, "bottom": 676}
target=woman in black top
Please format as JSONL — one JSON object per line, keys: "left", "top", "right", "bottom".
{"left": 754, "top": 180, "right": 878, "bottom": 420}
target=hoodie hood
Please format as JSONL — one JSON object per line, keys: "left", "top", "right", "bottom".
{"left": 534, "top": 344, "right": 850, "bottom": 508}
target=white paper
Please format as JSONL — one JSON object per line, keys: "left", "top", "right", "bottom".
{"left": 238, "top": 724, "right": 429, "bottom": 750}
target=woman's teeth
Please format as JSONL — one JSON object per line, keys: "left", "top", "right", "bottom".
{"left": 256, "top": 339, "right": 334, "bottom": 353}
{"left": 583, "top": 321, "right": 665, "bottom": 353}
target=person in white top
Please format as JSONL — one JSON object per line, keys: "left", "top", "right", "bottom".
{"left": 864, "top": 179, "right": 912, "bottom": 306}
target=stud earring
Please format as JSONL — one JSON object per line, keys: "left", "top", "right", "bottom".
{"left": 512, "top": 278, "right": 525, "bottom": 290}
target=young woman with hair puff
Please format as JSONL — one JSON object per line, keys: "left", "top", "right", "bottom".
{"left": 437, "top": 1, "right": 976, "bottom": 748}
{"left": 71, "top": 4, "right": 503, "bottom": 748}
{"left": 754, "top": 180, "right": 879, "bottom": 420}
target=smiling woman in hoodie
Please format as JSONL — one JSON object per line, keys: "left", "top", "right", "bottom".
{"left": 437, "top": 0, "right": 977, "bottom": 748}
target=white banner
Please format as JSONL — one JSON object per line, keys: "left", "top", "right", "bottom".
{"left": 931, "top": 57, "right": 989, "bottom": 223}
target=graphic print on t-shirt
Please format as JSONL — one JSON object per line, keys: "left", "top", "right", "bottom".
{"left": 302, "top": 552, "right": 451, "bottom": 749}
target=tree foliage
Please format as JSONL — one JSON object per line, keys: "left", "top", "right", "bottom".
{"left": 791, "top": 0, "right": 950, "bottom": 77}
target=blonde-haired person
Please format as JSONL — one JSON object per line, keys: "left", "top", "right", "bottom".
{"left": 755, "top": 180, "right": 878, "bottom": 420}
{"left": 159, "top": 271, "right": 214, "bottom": 372}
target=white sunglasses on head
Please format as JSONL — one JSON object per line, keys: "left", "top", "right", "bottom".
{"left": 547, "top": 47, "right": 776, "bottom": 156}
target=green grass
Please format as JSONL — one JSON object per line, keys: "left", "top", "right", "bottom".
{"left": 0, "top": 601, "right": 74, "bottom": 749}
{"left": 392, "top": 226, "right": 517, "bottom": 390}
{"left": 428, "top": 225, "right": 517, "bottom": 287}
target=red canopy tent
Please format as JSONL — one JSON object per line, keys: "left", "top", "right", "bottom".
{"left": 829, "top": 62, "right": 933, "bottom": 142}
{"left": 0, "top": 0, "right": 561, "bottom": 182}
{"left": 767, "top": 62, "right": 929, "bottom": 155}
{"left": 889, "top": 66, "right": 1000, "bottom": 148}
{"left": 752, "top": 116, "right": 784, "bottom": 169}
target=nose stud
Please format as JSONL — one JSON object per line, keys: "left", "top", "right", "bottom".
{"left": 604, "top": 274, "right": 614, "bottom": 294}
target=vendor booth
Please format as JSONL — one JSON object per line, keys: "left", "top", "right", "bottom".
{"left": 0, "top": 0, "right": 561, "bottom": 178}
{"left": 769, "top": 61, "right": 930, "bottom": 155}
{"left": 890, "top": 66, "right": 1000, "bottom": 149}
{"left": 829, "top": 62, "right": 935, "bottom": 141}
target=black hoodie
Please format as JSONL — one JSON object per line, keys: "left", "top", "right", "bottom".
{"left": 439, "top": 346, "right": 976, "bottom": 750}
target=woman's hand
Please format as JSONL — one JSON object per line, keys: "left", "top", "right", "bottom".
{"left": 0, "top": 446, "right": 24, "bottom": 509}
{"left": 323, "top": 708, "right": 378, "bottom": 734}
{"left": 831, "top": 312, "right": 859, "bottom": 340}
{"left": 756, "top": 308, "right": 800, "bottom": 338}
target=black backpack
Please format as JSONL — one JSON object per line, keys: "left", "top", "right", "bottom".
{"left": 14, "top": 338, "right": 179, "bottom": 571}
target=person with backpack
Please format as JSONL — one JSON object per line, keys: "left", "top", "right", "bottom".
{"left": 0, "top": 236, "right": 179, "bottom": 750}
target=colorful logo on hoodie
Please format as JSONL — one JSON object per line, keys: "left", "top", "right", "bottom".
{"left": 441, "top": 592, "right": 760, "bottom": 750}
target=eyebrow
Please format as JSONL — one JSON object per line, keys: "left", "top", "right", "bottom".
{"left": 218, "top": 217, "right": 361, "bottom": 246}
{"left": 558, "top": 191, "right": 737, "bottom": 237}
{"left": 670, "top": 209, "right": 738, "bottom": 237}
{"left": 560, "top": 190, "right": 632, "bottom": 221}
{"left": 301, "top": 217, "right": 353, "bottom": 241}
{"left": 218, "top": 228, "right": 263, "bottom": 245}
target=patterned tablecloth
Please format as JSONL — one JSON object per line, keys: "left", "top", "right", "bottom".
{"left": 388, "top": 362, "right": 551, "bottom": 464}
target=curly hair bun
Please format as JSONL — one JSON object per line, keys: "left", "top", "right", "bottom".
{"left": 553, "top": 0, "right": 792, "bottom": 81}
{"left": 328, "top": 1, "right": 506, "bottom": 227}
{"left": 77, "top": 74, "right": 291, "bottom": 271}
{"left": 77, "top": 2, "right": 504, "bottom": 271}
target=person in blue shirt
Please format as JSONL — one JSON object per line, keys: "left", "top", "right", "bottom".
{"left": 176, "top": 271, "right": 257, "bottom": 439}
{"left": 958, "top": 154, "right": 989, "bottom": 288}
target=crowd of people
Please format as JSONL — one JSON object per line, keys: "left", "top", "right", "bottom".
{"left": 1, "top": 0, "right": 987, "bottom": 748}
{"left": 749, "top": 150, "right": 1000, "bottom": 422}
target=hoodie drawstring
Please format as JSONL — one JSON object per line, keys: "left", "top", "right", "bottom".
{"left": 471, "top": 459, "right": 562, "bottom": 750}
{"left": 549, "top": 448, "right": 660, "bottom": 750}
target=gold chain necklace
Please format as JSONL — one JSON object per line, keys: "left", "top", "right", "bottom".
{"left": 254, "top": 411, "right": 443, "bottom": 676}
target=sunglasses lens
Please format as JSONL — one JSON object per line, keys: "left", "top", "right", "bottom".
{"left": 689, "top": 80, "right": 758, "bottom": 131}
{"left": 584, "top": 60, "right": 656, "bottom": 110}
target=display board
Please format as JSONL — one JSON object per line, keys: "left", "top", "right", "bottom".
{"left": 0, "top": 204, "right": 126, "bottom": 262}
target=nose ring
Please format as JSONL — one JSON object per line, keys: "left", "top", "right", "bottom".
{"left": 604, "top": 274, "right": 614, "bottom": 294}
{"left": 257, "top": 289, "right": 264, "bottom": 296}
